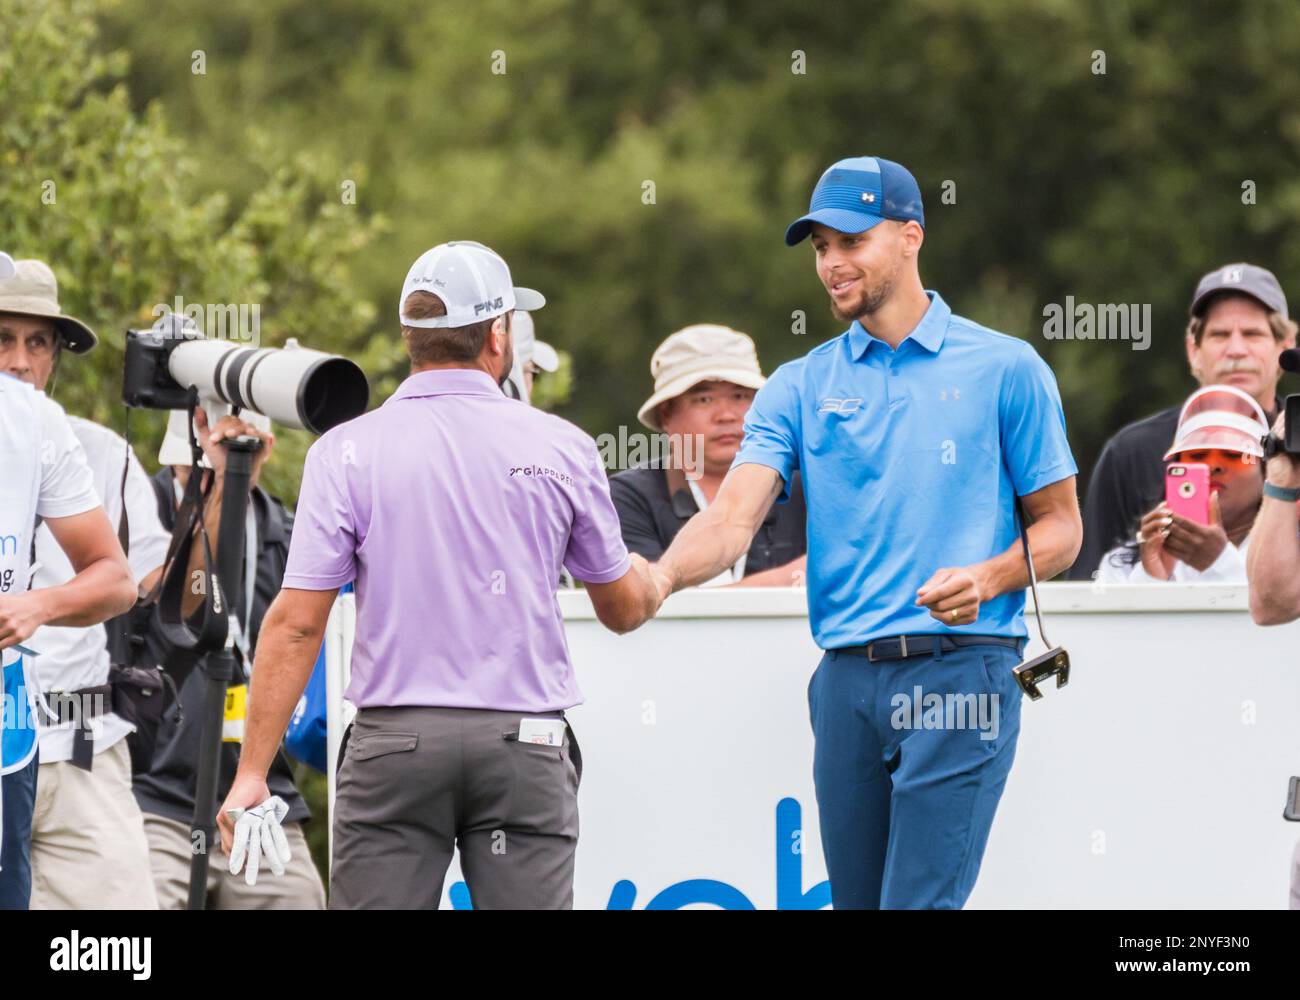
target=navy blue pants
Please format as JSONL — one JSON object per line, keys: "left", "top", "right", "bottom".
{"left": 808, "top": 641, "right": 1024, "bottom": 909}
{"left": 0, "top": 754, "right": 38, "bottom": 910}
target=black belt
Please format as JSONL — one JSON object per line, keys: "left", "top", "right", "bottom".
{"left": 836, "top": 634, "right": 1022, "bottom": 663}
{"left": 44, "top": 684, "right": 114, "bottom": 771}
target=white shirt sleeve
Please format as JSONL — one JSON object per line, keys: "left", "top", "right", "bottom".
{"left": 34, "top": 393, "right": 99, "bottom": 519}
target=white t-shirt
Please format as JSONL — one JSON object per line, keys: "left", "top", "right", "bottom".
{"left": 1, "top": 381, "right": 101, "bottom": 777}
{"left": 1095, "top": 534, "right": 1249, "bottom": 584}
{"left": 30, "top": 417, "right": 171, "bottom": 763}
{"left": 32, "top": 395, "right": 101, "bottom": 521}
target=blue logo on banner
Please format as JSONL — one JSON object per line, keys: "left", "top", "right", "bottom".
{"left": 448, "top": 796, "right": 831, "bottom": 910}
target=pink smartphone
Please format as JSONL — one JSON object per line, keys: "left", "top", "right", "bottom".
{"left": 1165, "top": 462, "right": 1211, "bottom": 525}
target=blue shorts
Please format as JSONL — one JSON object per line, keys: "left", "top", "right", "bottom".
{"left": 808, "top": 641, "right": 1024, "bottom": 909}
{"left": 0, "top": 753, "right": 38, "bottom": 910}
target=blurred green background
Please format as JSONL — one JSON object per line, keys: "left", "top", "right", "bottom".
{"left": 7, "top": 0, "right": 1300, "bottom": 882}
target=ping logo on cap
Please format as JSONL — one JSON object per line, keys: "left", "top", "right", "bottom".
{"left": 474, "top": 297, "right": 505, "bottom": 316}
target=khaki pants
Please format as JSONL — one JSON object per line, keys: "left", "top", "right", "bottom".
{"left": 143, "top": 812, "right": 325, "bottom": 909}
{"left": 30, "top": 739, "right": 158, "bottom": 910}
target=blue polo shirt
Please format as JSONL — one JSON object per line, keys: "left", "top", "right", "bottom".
{"left": 734, "top": 291, "right": 1076, "bottom": 649}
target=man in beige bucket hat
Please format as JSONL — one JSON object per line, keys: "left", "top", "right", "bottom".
{"left": 0, "top": 256, "right": 170, "bottom": 909}
{"left": 2, "top": 271, "right": 287, "bottom": 909}
{"left": 610, "top": 324, "right": 807, "bottom": 587}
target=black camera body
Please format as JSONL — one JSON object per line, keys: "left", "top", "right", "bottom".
{"left": 1261, "top": 393, "right": 1300, "bottom": 459}
{"left": 121, "top": 326, "right": 201, "bottom": 411}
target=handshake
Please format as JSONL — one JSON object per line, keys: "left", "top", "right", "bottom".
{"left": 599, "top": 553, "right": 674, "bottom": 635}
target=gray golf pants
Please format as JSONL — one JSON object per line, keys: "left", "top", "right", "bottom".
{"left": 330, "top": 705, "right": 581, "bottom": 910}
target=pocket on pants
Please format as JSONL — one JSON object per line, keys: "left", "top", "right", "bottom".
{"left": 350, "top": 731, "right": 419, "bottom": 762}
{"left": 503, "top": 730, "right": 578, "bottom": 838}
{"left": 973, "top": 649, "right": 1019, "bottom": 755}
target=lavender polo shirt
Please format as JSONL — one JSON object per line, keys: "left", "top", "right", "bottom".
{"left": 282, "top": 368, "right": 631, "bottom": 712}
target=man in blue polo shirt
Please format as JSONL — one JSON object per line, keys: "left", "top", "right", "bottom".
{"left": 651, "top": 156, "right": 1082, "bottom": 909}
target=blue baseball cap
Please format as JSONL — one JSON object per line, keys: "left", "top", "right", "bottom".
{"left": 784, "top": 156, "right": 925, "bottom": 246}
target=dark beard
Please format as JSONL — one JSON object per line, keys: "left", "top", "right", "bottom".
{"left": 831, "top": 275, "right": 894, "bottom": 323}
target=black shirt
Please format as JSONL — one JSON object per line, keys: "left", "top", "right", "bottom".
{"left": 1067, "top": 396, "right": 1279, "bottom": 580}
{"left": 132, "top": 467, "right": 310, "bottom": 825}
{"left": 609, "top": 464, "right": 807, "bottom": 573}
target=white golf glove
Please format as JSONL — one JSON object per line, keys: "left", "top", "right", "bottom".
{"left": 227, "top": 795, "right": 292, "bottom": 886}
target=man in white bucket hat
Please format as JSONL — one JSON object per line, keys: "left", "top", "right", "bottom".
{"left": 610, "top": 324, "right": 807, "bottom": 587}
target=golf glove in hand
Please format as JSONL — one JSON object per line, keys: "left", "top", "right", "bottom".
{"left": 227, "top": 795, "right": 292, "bottom": 886}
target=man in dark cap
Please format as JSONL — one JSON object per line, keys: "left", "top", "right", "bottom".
{"left": 1068, "top": 263, "right": 1297, "bottom": 579}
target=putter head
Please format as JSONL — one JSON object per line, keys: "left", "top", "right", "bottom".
{"left": 1013, "top": 645, "right": 1070, "bottom": 701}
{"left": 1285, "top": 777, "right": 1300, "bottom": 822}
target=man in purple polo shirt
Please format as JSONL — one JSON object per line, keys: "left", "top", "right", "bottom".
{"left": 218, "top": 241, "right": 661, "bottom": 909}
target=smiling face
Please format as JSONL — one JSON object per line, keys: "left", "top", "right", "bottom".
{"left": 1187, "top": 294, "right": 1294, "bottom": 408}
{"left": 0, "top": 312, "right": 59, "bottom": 389}
{"left": 657, "top": 379, "right": 757, "bottom": 476}
{"left": 1172, "top": 446, "right": 1263, "bottom": 526}
{"left": 809, "top": 219, "right": 920, "bottom": 323}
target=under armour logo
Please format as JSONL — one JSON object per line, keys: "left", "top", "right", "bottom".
{"left": 860, "top": 192, "right": 876, "bottom": 203}
{"left": 1221, "top": 267, "right": 1244, "bottom": 284}
{"left": 939, "top": 388, "right": 961, "bottom": 400}
{"left": 818, "top": 398, "right": 862, "bottom": 414}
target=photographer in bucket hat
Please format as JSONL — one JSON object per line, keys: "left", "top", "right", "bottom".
{"left": 219, "top": 240, "right": 661, "bottom": 908}
{"left": 0, "top": 257, "right": 140, "bottom": 909}
{"left": 131, "top": 402, "right": 325, "bottom": 910}
{"left": 610, "top": 325, "right": 807, "bottom": 586}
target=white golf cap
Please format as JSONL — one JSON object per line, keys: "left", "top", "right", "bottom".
{"left": 511, "top": 310, "right": 560, "bottom": 372}
{"left": 399, "top": 241, "right": 544, "bottom": 329}
{"left": 0, "top": 252, "right": 14, "bottom": 280}
{"left": 159, "top": 407, "right": 273, "bottom": 468}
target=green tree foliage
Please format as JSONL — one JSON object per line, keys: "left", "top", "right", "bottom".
{"left": 2, "top": 0, "right": 383, "bottom": 503}
{"left": 96, "top": 0, "right": 1300, "bottom": 485}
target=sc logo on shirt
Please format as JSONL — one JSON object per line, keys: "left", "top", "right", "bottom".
{"left": 817, "top": 398, "right": 862, "bottom": 415}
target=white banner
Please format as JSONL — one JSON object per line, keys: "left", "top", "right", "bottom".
{"left": 328, "top": 583, "right": 1300, "bottom": 908}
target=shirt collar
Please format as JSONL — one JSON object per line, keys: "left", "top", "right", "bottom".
{"left": 388, "top": 368, "right": 503, "bottom": 402}
{"left": 847, "top": 290, "right": 951, "bottom": 360}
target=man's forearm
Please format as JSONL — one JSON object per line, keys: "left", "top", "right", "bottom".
{"left": 236, "top": 603, "right": 324, "bottom": 779}
{"left": 728, "top": 554, "right": 806, "bottom": 588}
{"left": 973, "top": 512, "right": 1079, "bottom": 600}
{"left": 1247, "top": 496, "right": 1300, "bottom": 625}
{"left": 657, "top": 505, "right": 758, "bottom": 592}
{"left": 41, "top": 556, "right": 136, "bottom": 626}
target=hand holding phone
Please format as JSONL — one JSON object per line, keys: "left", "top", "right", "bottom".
{"left": 1165, "top": 462, "right": 1211, "bottom": 526}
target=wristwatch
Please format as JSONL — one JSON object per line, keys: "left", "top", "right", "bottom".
{"left": 1263, "top": 481, "right": 1300, "bottom": 503}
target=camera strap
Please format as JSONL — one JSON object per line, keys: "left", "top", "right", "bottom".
{"left": 148, "top": 404, "right": 228, "bottom": 655}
